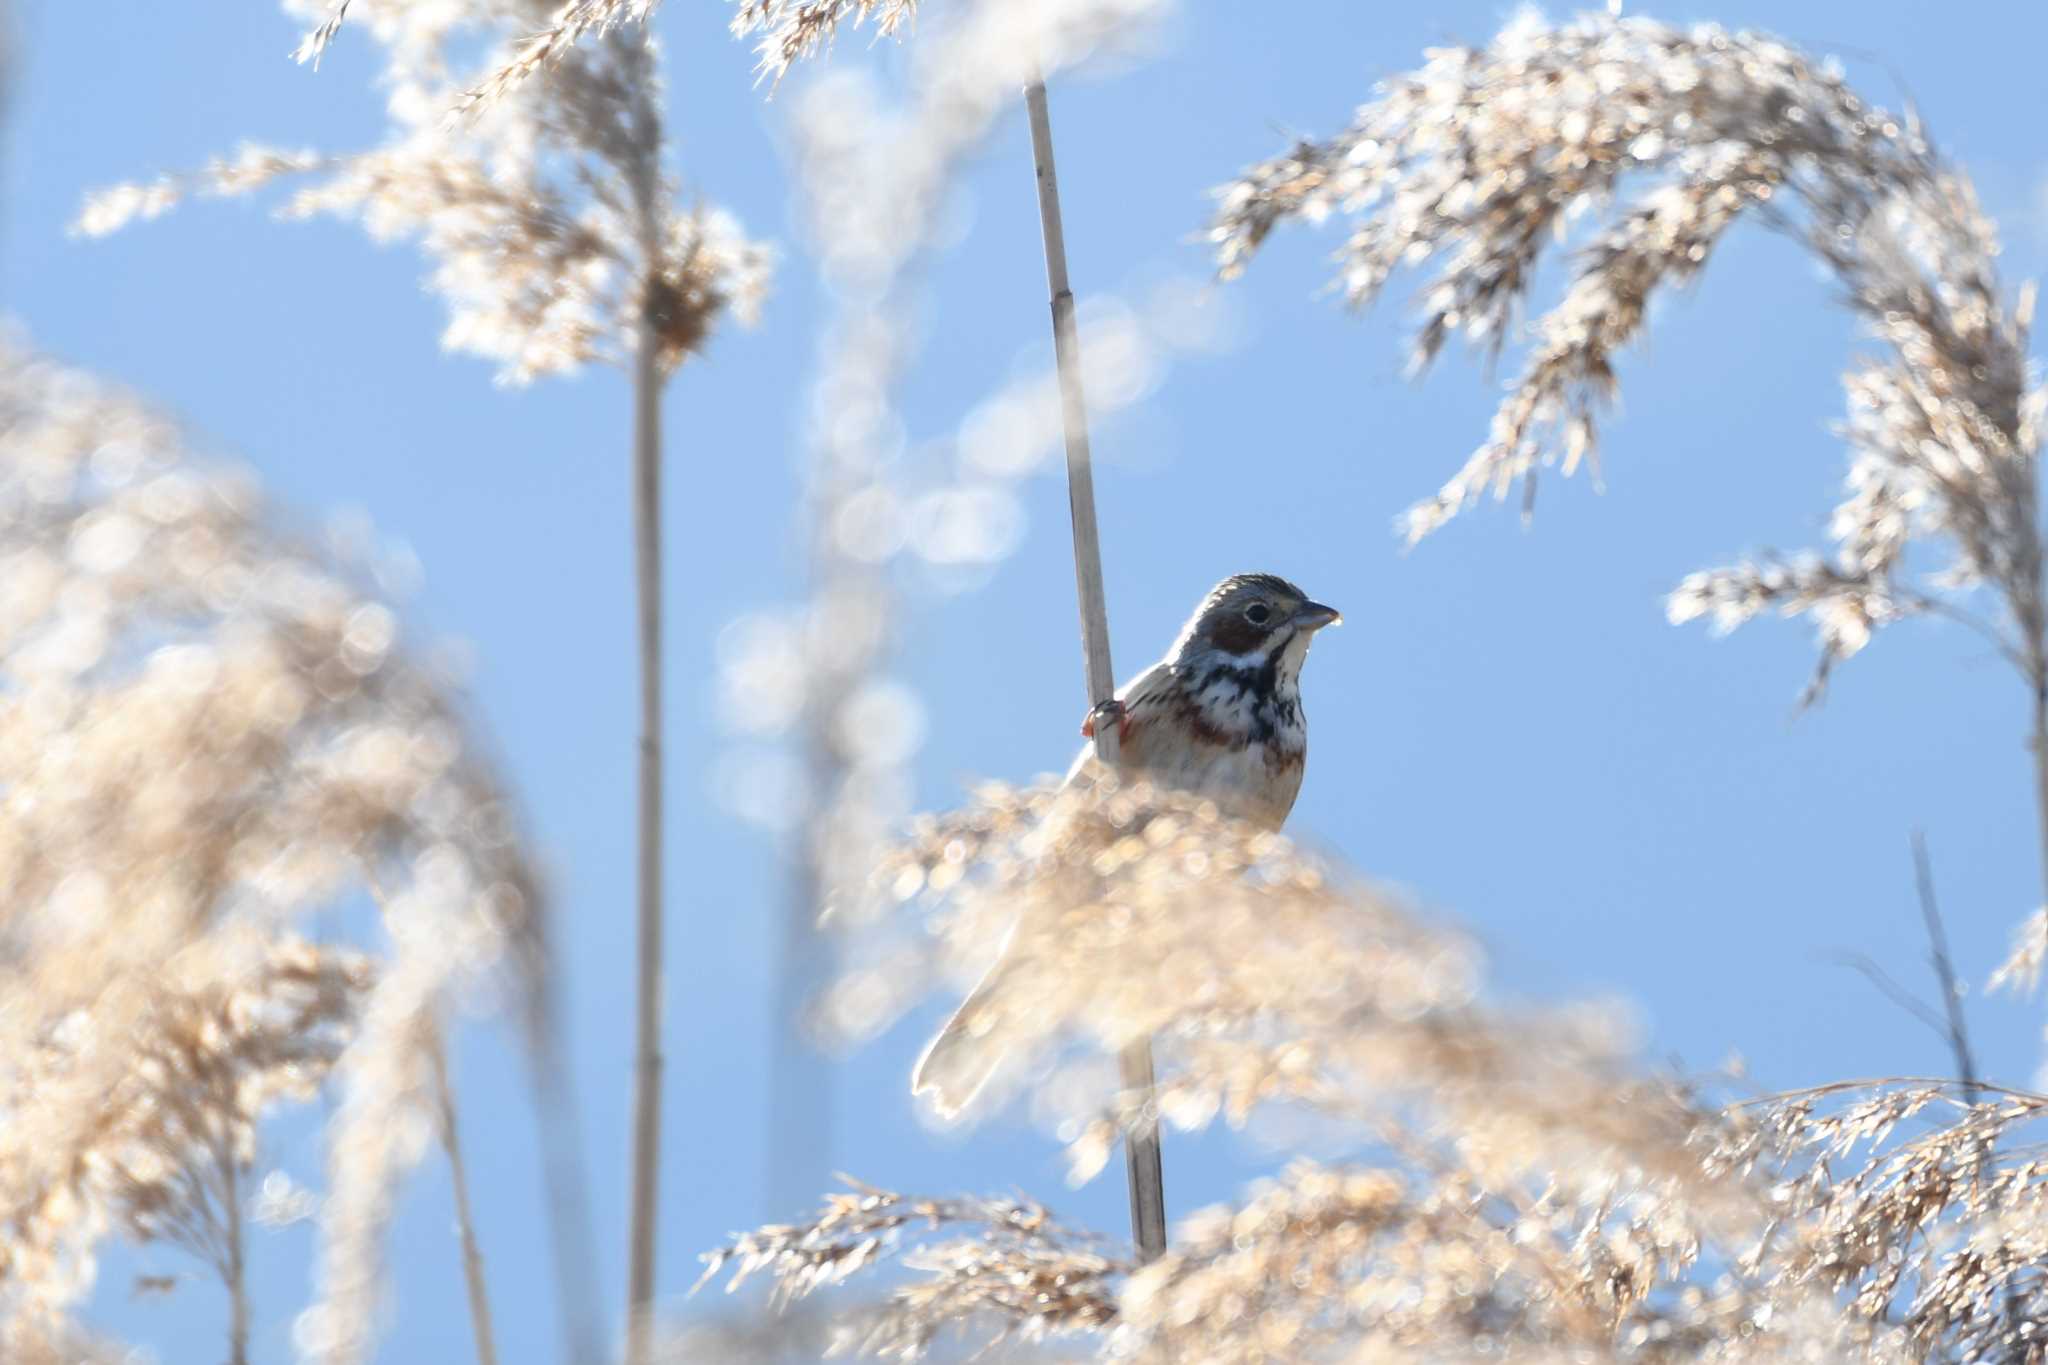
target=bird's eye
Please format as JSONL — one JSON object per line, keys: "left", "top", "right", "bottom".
{"left": 1244, "top": 602, "right": 1271, "bottom": 626}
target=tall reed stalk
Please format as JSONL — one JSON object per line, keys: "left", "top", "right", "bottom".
{"left": 625, "top": 305, "right": 666, "bottom": 1365}
{"left": 718, "top": 2, "right": 1179, "bottom": 1243}
{"left": 1024, "top": 76, "right": 1167, "bottom": 1264}
{"left": 222, "top": 1152, "right": 248, "bottom": 1365}
{"left": 618, "top": 21, "right": 669, "bottom": 1362}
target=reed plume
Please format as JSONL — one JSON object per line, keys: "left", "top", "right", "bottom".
{"left": 708, "top": 776, "right": 2048, "bottom": 1360}
{"left": 1210, "top": 9, "right": 2048, "bottom": 1018}
{"left": 701, "top": 1180, "right": 1116, "bottom": 1358}
{"left": 79, "top": 9, "right": 769, "bottom": 1354}
{"left": 84, "top": 942, "right": 367, "bottom": 1365}
{"left": 702, "top": 0, "right": 1175, "bottom": 1228}
{"left": 703, "top": 774, "right": 1722, "bottom": 1357}
{"left": 80, "top": 5, "right": 769, "bottom": 385}
{"left": 0, "top": 333, "right": 550, "bottom": 1363}
{"left": 1209, "top": 10, "right": 2035, "bottom": 686}
{"left": 731, "top": 1, "right": 921, "bottom": 86}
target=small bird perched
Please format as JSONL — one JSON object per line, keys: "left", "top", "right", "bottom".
{"left": 912, "top": 572, "right": 1341, "bottom": 1117}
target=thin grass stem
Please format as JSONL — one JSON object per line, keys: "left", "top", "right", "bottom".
{"left": 427, "top": 1028, "right": 500, "bottom": 1365}
{"left": 1910, "top": 832, "right": 1979, "bottom": 1105}
{"left": 2032, "top": 671, "right": 2048, "bottom": 919}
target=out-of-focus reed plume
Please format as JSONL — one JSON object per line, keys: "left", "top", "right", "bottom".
{"left": 5, "top": 1320, "right": 133, "bottom": 1365}
{"left": 0, "top": 334, "right": 551, "bottom": 1363}
{"left": 79, "top": 8, "right": 768, "bottom": 1355}
{"left": 654, "top": 1300, "right": 836, "bottom": 1363}
{"left": 78, "top": 3, "right": 770, "bottom": 385}
{"left": 696, "top": 776, "right": 1800, "bottom": 1360}
{"left": 87, "top": 942, "right": 368, "bottom": 1365}
{"left": 703, "top": 0, "right": 1176, "bottom": 1225}
{"left": 831, "top": 776, "right": 1719, "bottom": 1198}
{"left": 707, "top": 778, "right": 2048, "bottom": 1360}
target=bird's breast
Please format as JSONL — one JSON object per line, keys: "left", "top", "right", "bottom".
{"left": 1068, "top": 655, "right": 1309, "bottom": 829}
{"left": 1121, "top": 691, "right": 1307, "bottom": 829}
{"left": 1136, "top": 736, "right": 1303, "bottom": 829}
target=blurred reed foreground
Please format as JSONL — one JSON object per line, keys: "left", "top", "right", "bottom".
{"left": 5, "top": 3, "right": 2048, "bottom": 1363}
{"left": 0, "top": 335, "right": 563, "bottom": 1364}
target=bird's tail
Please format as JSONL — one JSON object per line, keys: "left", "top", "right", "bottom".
{"left": 911, "top": 959, "right": 1012, "bottom": 1120}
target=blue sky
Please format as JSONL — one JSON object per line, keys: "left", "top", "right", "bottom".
{"left": 10, "top": 1, "right": 2048, "bottom": 1359}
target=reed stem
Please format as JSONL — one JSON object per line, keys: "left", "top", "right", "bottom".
{"left": 1023, "top": 75, "right": 1167, "bottom": 1264}
{"left": 620, "top": 20, "right": 668, "bottom": 1361}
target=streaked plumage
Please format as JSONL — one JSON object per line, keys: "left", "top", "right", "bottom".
{"left": 914, "top": 573, "right": 1341, "bottom": 1117}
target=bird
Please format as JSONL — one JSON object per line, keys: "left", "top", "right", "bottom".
{"left": 912, "top": 572, "right": 1341, "bottom": 1117}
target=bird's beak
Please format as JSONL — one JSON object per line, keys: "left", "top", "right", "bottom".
{"left": 1293, "top": 601, "right": 1342, "bottom": 632}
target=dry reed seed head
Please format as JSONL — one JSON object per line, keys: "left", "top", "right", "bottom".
{"left": 457, "top": 0, "right": 664, "bottom": 107}
{"left": 715, "top": 774, "right": 2048, "bottom": 1358}
{"left": 700, "top": 1132, "right": 1947, "bottom": 1362}
{"left": 0, "top": 934, "right": 367, "bottom": 1330}
{"left": 706, "top": 0, "right": 1177, "bottom": 972}
{"left": 289, "top": 1, "right": 353, "bottom": 66}
{"left": 753, "top": 780, "right": 2048, "bottom": 1358}
{"left": 0, "top": 1319, "right": 138, "bottom": 1365}
{"left": 783, "top": 0, "right": 1170, "bottom": 291}
{"left": 1710, "top": 1081, "right": 2048, "bottom": 1363}
{"left": 1112, "top": 1158, "right": 1740, "bottom": 1362}
{"left": 81, "top": 2, "right": 770, "bottom": 386}
{"left": 699, "top": 1092, "right": 2029, "bottom": 1362}
{"left": 699, "top": 1178, "right": 1120, "bottom": 1357}
{"left": 89, "top": 944, "right": 367, "bottom": 1263}
{"left": 0, "top": 335, "right": 549, "bottom": 1361}
{"left": 1210, "top": 10, "right": 2039, "bottom": 696}
{"left": 332, "top": 0, "right": 923, "bottom": 99}
{"left": 1990, "top": 907, "right": 2048, "bottom": 997}
{"left": 643, "top": 208, "right": 775, "bottom": 373}
{"left": 730, "top": 0, "right": 921, "bottom": 87}
{"left": 834, "top": 776, "right": 1761, "bottom": 1251}
{"left": 72, "top": 145, "right": 329, "bottom": 239}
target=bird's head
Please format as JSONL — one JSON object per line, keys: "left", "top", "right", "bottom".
{"left": 1170, "top": 572, "right": 1340, "bottom": 681}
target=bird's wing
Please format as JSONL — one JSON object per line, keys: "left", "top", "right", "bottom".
{"left": 921, "top": 660, "right": 1181, "bottom": 1117}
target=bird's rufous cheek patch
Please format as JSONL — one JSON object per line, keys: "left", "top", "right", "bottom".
{"left": 1206, "top": 613, "right": 1268, "bottom": 657}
